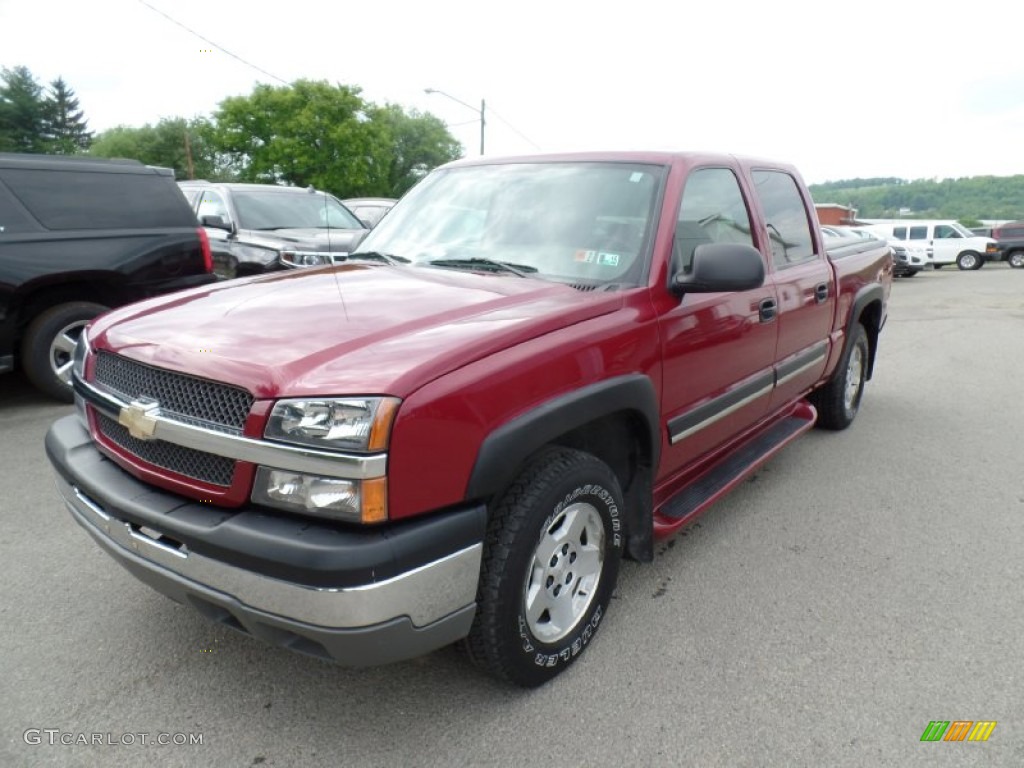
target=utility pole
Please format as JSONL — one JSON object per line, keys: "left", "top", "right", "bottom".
{"left": 183, "top": 126, "right": 195, "bottom": 180}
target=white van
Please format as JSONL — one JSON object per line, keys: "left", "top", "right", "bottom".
{"left": 864, "top": 220, "right": 995, "bottom": 270}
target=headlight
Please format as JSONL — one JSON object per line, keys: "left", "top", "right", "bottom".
{"left": 265, "top": 397, "right": 399, "bottom": 452}
{"left": 234, "top": 244, "right": 280, "bottom": 266}
{"left": 252, "top": 469, "right": 386, "bottom": 523}
{"left": 279, "top": 250, "right": 346, "bottom": 268}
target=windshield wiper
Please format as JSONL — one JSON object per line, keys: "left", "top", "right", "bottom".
{"left": 345, "top": 251, "right": 409, "bottom": 265}
{"left": 427, "top": 257, "right": 536, "bottom": 277}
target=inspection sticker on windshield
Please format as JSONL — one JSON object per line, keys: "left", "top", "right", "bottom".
{"left": 574, "top": 250, "right": 620, "bottom": 267}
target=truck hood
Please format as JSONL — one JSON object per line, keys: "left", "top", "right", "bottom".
{"left": 89, "top": 265, "right": 623, "bottom": 399}
{"left": 240, "top": 227, "right": 367, "bottom": 253}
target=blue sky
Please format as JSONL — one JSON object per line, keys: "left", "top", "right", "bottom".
{"left": 2, "top": 0, "right": 1022, "bottom": 184}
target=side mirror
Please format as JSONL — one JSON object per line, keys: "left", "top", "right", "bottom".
{"left": 671, "top": 243, "right": 765, "bottom": 295}
{"left": 200, "top": 214, "right": 232, "bottom": 232}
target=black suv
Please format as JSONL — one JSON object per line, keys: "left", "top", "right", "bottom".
{"left": 0, "top": 153, "right": 215, "bottom": 401}
{"left": 178, "top": 181, "right": 368, "bottom": 278}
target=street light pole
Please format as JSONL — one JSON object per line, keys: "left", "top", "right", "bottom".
{"left": 425, "top": 88, "right": 486, "bottom": 155}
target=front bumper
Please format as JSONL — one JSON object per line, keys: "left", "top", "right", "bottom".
{"left": 46, "top": 415, "right": 485, "bottom": 666}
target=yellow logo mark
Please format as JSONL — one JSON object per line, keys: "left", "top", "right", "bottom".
{"left": 118, "top": 400, "right": 160, "bottom": 441}
{"left": 968, "top": 722, "right": 997, "bottom": 742}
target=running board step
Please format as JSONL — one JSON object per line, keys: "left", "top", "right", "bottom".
{"left": 660, "top": 411, "right": 815, "bottom": 522}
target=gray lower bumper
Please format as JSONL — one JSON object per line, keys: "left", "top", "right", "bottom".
{"left": 57, "top": 475, "right": 480, "bottom": 666}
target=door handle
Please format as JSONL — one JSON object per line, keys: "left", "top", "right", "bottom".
{"left": 758, "top": 297, "right": 777, "bottom": 323}
{"left": 814, "top": 282, "right": 829, "bottom": 303}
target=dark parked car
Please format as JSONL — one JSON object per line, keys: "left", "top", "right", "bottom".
{"left": 0, "top": 153, "right": 215, "bottom": 401}
{"left": 178, "top": 182, "right": 369, "bottom": 277}
{"left": 341, "top": 197, "right": 397, "bottom": 228}
{"left": 982, "top": 221, "right": 1024, "bottom": 268}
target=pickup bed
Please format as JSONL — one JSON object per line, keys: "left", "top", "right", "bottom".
{"left": 46, "top": 151, "right": 892, "bottom": 687}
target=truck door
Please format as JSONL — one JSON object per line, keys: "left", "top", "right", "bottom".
{"left": 657, "top": 167, "right": 778, "bottom": 475}
{"left": 749, "top": 170, "right": 834, "bottom": 411}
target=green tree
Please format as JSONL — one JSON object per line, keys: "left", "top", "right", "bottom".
{"left": 0, "top": 65, "right": 46, "bottom": 153}
{"left": 207, "top": 80, "right": 461, "bottom": 197}
{"left": 41, "top": 77, "right": 92, "bottom": 154}
{"left": 370, "top": 104, "right": 462, "bottom": 196}
{"left": 90, "top": 117, "right": 227, "bottom": 180}
{"left": 810, "top": 176, "right": 1024, "bottom": 220}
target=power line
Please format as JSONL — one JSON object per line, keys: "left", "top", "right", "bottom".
{"left": 136, "top": 0, "right": 289, "bottom": 86}
{"left": 485, "top": 106, "right": 542, "bottom": 151}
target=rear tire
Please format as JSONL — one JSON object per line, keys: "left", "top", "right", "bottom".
{"left": 465, "top": 447, "right": 624, "bottom": 687}
{"left": 21, "top": 302, "right": 106, "bottom": 402}
{"left": 933, "top": 264, "right": 943, "bottom": 270}
{"left": 810, "top": 323, "right": 869, "bottom": 431}
{"left": 1008, "top": 251, "right": 1024, "bottom": 268}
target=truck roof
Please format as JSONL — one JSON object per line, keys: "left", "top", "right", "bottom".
{"left": 440, "top": 150, "right": 801, "bottom": 174}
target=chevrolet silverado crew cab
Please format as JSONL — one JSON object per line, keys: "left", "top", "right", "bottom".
{"left": 1, "top": 153, "right": 215, "bottom": 400}
{"left": 47, "top": 152, "right": 892, "bottom": 687}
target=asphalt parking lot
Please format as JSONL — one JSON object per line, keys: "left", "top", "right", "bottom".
{"left": 2, "top": 264, "right": 1023, "bottom": 767}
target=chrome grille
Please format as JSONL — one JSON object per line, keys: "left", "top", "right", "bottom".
{"left": 97, "top": 413, "right": 236, "bottom": 487}
{"left": 94, "top": 352, "right": 253, "bottom": 433}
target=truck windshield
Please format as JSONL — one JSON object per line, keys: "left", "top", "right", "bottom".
{"left": 355, "top": 162, "right": 665, "bottom": 287}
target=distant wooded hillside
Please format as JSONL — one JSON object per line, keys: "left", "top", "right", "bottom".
{"left": 808, "top": 176, "right": 1024, "bottom": 221}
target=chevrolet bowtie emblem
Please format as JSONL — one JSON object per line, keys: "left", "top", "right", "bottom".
{"left": 119, "top": 399, "right": 160, "bottom": 440}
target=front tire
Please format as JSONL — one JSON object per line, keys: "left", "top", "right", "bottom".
{"left": 465, "top": 447, "right": 624, "bottom": 687}
{"left": 21, "top": 302, "right": 106, "bottom": 402}
{"left": 810, "top": 323, "right": 869, "bottom": 431}
{"left": 956, "top": 251, "right": 981, "bottom": 270}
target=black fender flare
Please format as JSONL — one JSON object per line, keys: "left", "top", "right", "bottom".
{"left": 847, "top": 283, "right": 885, "bottom": 378}
{"left": 466, "top": 374, "right": 660, "bottom": 499}
{"left": 466, "top": 375, "right": 661, "bottom": 561}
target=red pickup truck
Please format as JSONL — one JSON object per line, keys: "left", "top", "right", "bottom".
{"left": 46, "top": 152, "right": 892, "bottom": 687}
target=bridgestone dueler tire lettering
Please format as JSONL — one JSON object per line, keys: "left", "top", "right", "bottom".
{"left": 464, "top": 446, "right": 624, "bottom": 687}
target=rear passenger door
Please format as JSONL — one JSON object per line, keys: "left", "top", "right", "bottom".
{"left": 749, "top": 169, "right": 833, "bottom": 410}
{"left": 658, "top": 167, "right": 778, "bottom": 475}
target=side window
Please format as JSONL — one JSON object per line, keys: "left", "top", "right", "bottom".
{"left": 751, "top": 170, "right": 815, "bottom": 268}
{"left": 893, "top": 227, "right": 907, "bottom": 239}
{"left": 934, "top": 224, "right": 960, "bottom": 239}
{"left": 674, "top": 168, "right": 754, "bottom": 273}
{"left": 197, "top": 192, "right": 228, "bottom": 222}
{"left": 908, "top": 226, "right": 927, "bottom": 240}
